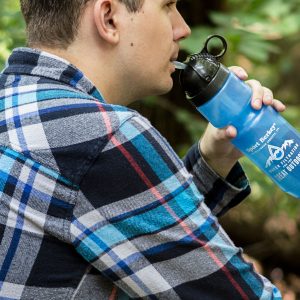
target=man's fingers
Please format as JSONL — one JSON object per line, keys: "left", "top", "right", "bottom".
{"left": 273, "top": 99, "right": 286, "bottom": 112}
{"left": 203, "top": 124, "right": 237, "bottom": 141}
{"left": 225, "top": 126, "right": 237, "bottom": 139}
{"left": 230, "top": 67, "right": 286, "bottom": 114}
{"left": 262, "top": 87, "right": 274, "bottom": 106}
{"left": 247, "top": 79, "right": 264, "bottom": 110}
{"left": 228, "top": 66, "right": 248, "bottom": 80}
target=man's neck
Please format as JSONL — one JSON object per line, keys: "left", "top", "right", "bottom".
{"left": 35, "top": 44, "right": 130, "bottom": 106}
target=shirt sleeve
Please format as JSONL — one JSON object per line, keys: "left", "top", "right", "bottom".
{"left": 183, "top": 142, "right": 251, "bottom": 217}
{"left": 70, "top": 114, "right": 281, "bottom": 299}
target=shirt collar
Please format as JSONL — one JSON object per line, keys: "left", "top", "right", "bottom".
{"left": 2, "top": 47, "right": 105, "bottom": 103}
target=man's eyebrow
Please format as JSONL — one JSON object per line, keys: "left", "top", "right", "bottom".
{"left": 163, "top": 0, "right": 181, "bottom": 3}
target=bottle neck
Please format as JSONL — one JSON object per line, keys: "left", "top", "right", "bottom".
{"left": 188, "top": 64, "right": 230, "bottom": 107}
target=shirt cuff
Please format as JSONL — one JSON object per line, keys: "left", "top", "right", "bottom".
{"left": 183, "top": 142, "right": 251, "bottom": 217}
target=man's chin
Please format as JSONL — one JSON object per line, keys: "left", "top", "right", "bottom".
{"left": 155, "top": 80, "right": 174, "bottom": 96}
{"left": 132, "top": 79, "right": 174, "bottom": 101}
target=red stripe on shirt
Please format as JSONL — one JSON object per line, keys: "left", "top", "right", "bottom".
{"left": 98, "top": 104, "right": 249, "bottom": 300}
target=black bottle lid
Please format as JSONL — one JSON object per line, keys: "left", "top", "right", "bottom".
{"left": 179, "top": 35, "right": 230, "bottom": 106}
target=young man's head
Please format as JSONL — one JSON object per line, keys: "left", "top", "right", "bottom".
{"left": 20, "top": 0, "right": 145, "bottom": 48}
{"left": 19, "top": 0, "right": 191, "bottom": 104}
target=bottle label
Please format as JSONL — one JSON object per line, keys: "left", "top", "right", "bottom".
{"left": 243, "top": 122, "right": 300, "bottom": 182}
{"left": 267, "top": 140, "right": 300, "bottom": 182}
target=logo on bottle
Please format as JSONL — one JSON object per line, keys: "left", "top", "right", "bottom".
{"left": 265, "top": 140, "right": 294, "bottom": 168}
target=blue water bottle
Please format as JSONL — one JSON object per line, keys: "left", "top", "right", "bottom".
{"left": 177, "top": 35, "right": 300, "bottom": 199}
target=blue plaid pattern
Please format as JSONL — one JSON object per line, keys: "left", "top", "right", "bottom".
{"left": 0, "top": 48, "right": 281, "bottom": 299}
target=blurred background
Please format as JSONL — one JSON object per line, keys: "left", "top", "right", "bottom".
{"left": 1, "top": 0, "right": 300, "bottom": 298}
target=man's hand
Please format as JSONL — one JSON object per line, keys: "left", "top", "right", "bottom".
{"left": 199, "top": 66, "right": 286, "bottom": 178}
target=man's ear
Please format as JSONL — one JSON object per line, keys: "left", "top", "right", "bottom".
{"left": 93, "top": 0, "right": 120, "bottom": 44}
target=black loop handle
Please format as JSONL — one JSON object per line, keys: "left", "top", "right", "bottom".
{"left": 201, "top": 35, "right": 227, "bottom": 59}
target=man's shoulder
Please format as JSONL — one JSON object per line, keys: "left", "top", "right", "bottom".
{"left": 1, "top": 74, "right": 137, "bottom": 139}
{"left": 0, "top": 75, "right": 142, "bottom": 184}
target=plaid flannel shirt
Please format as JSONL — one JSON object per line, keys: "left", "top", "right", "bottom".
{"left": 0, "top": 48, "right": 281, "bottom": 299}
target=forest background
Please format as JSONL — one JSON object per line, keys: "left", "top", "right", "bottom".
{"left": 1, "top": 0, "right": 300, "bottom": 298}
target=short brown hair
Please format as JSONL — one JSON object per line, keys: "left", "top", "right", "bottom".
{"left": 20, "top": 0, "right": 144, "bottom": 49}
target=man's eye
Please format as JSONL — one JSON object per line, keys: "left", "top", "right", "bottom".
{"left": 166, "top": 1, "right": 176, "bottom": 8}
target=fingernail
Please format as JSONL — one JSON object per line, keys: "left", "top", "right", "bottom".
{"left": 280, "top": 104, "right": 286, "bottom": 111}
{"left": 226, "top": 126, "right": 237, "bottom": 138}
{"left": 265, "top": 95, "right": 273, "bottom": 103}
{"left": 254, "top": 99, "right": 262, "bottom": 108}
{"left": 238, "top": 69, "right": 247, "bottom": 78}
{"left": 225, "top": 127, "right": 232, "bottom": 136}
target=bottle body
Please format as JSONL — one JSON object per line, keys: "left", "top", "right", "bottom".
{"left": 232, "top": 106, "right": 300, "bottom": 198}
{"left": 194, "top": 72, "right": 300, "bottom": 198}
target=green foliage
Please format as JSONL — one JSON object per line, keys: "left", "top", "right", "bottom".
{"left": 0, "top": 0, "right": 300, "bottom": 214}
{"left": 0, "top": 0, "right": 25, "bottom": 69}
{"left": 182, "top": 0, "right": 300, "bottom": 55}
{"left": 180, "top": 0, "right": 300, "bottom": 215}
{"left": 181, "top": 0, "right": 300, "bottom": 92}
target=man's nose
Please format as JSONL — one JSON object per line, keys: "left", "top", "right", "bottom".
{"left": 173, "top": 11, "right": 191, "bottom": 41}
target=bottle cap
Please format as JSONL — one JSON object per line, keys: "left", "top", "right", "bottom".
{"left": 179, "top": 35, "right": 230, "bottom": 106}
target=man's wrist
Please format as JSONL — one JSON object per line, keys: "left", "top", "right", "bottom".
{"left": 198, "top": 140, "right": 237, "bottom": 178}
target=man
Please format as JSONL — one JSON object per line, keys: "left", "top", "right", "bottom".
{"left": 0, "top": 0, "right": 285, "bottom": 299}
